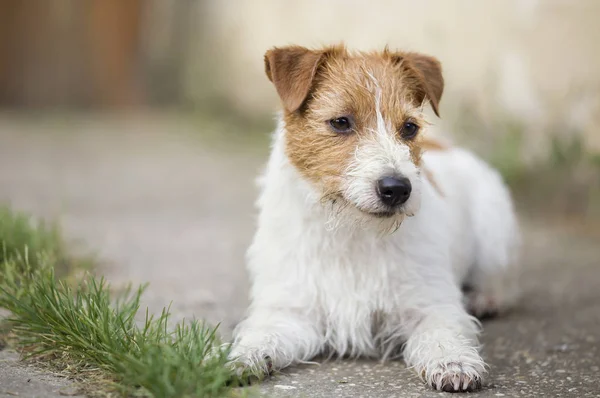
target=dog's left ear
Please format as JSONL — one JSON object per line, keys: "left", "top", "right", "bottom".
{"left": 394, "top": 52, "right": 444, "bottom": 117}
{"left": 264, "top": 46, "right": 325, "bottom": 113}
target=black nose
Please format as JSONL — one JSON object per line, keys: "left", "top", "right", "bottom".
{"left": 377, "top": 177, "right": 412, "bottom": 207}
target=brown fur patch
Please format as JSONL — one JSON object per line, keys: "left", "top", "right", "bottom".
{"left": 419, "top": 136, "right": 448, "bottom": 197}
{"left": 420, "top": 136, "right": 449, "bottom": 152}
{"left": 416, "top": 136, "right": 448, "bottom": 197}
{"left": 266, "top": 45, "right": 445, "bottom": 197}
{"left": 264, "top": 46, "right": 326, "bottom": 112}
{"left": 284, "top": 110, "right": 359, "bottom": 197}
{"left": 399, "top": 52, "right": 444, "bottom": 117}
{"left": 423, "top": 167, "right": 445, "bottom": 197}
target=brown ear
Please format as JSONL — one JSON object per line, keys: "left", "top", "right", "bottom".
{"left": 264, "top": 46, "right": 325, "bottom": 113}
{"left": 402, "top": 53, "right": 444, "bottom": 117}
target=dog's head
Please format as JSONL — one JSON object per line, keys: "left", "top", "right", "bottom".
{"left": 265, "top": 44, "right": 444, "bottom": 230}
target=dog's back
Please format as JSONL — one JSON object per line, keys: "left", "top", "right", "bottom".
{"left": 421, "top": 147, "right": 521, "bottom": 315}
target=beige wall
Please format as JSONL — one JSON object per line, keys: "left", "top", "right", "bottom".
{"left": 182, "top": 0, "right": 600, "bottom": 157}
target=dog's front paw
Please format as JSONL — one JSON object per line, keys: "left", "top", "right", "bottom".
{"left": 422, "top": 358, "right": 485, "bottom": 392}
{"left": 226, "top": 346, "right": 274, "bottom": 385}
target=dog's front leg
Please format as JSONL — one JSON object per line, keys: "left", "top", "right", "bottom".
{"left": 402, "top": 295, "right": 485, "bottom": 392}
{"left": 229, "top": 307, "right": 322, "bottom": 379}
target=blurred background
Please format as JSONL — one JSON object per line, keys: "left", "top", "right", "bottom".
{"left": 1, "top": 3, "right": 600, "bottom": 395}
{"left": 1, "top": 0, "right": 599, "bottom": 218}
{"left": 0, "top": 0, "right": 599, "bottom": 327}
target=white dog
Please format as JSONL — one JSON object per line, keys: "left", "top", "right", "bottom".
{"left": 229, "top": 44, "right": 520, "bottom": 392}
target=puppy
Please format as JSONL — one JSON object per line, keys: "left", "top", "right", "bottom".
{"left": 230, "top": 44, "right": 520, "bottom": 392}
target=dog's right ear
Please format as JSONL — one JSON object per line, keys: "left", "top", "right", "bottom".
{"left": 264, "top": 46, "right": 325, "bottom": 113}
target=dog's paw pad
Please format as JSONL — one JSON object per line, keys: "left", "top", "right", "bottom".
{"left": 425, "top": 362, "right": 484, "bottom": 392}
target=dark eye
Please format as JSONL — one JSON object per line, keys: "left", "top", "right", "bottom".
{"left": 329, "top": 117, "right": 353, "bottom": 133}
{"left": 401, "top": 121, "right": 419, "bottom": 139}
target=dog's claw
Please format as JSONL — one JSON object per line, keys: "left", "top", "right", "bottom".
{"left": 424, "top": 360, "right": 484, "bottom": 393}
{"left": 226, "top": 354, "right": 274, "bottom": 387}
{"left": 264, "top": 355, "right": 273, "bottom": 372}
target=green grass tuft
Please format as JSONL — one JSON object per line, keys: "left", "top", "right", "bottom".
{"left": 0, "top": 206, "right": 254, "bottom": 397}
{"left": 0, "top": 206, "right": 88, "bottom": 278}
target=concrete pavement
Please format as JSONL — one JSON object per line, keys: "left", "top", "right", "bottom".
{"left": 0, "top": 115, "right": 598, "bottom": 397}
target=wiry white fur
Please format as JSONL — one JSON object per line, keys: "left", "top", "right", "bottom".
{"left": 230, "top": 114, "right": 521, "bottom": 392}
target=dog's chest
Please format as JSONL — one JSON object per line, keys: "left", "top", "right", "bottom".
{"left": 316, "top": 245, "right": 393, "bottom": 295}
{"left": 304, "top": 235, "right": 407, "bottom": 352}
